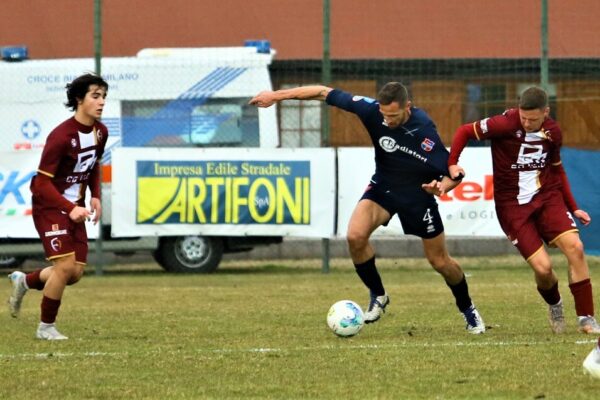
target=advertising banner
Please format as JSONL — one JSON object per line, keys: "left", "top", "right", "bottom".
{"left": 111, "top": 148, "right": 336, "bottom": 237}
{"left": 0, "top": 151, "right": 99, "bottom": 238}
{"left": 336, "top": 147, "right": 504, "bottom": 237}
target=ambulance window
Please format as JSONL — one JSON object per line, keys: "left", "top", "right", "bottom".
{"left": 121, "top": 98, "right": 259, "bottom": 147}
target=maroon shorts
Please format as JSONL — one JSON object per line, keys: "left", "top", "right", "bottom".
{"left": 32, "top": 208, "right": 88, "bottom": 263}
{"left": 496, "top": 189, "right": 578, "bottom": 260}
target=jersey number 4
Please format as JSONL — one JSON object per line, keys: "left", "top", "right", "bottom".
{"left": 423, "top": 208, "right": 434, "bottom": 224}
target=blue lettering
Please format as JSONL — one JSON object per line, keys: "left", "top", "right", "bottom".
{"left": 0, "top": 171, "right": 36, "bottom": 204}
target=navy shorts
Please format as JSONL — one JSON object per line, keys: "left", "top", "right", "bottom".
{"left": 360, "top": 183, "right": 444, "bottom": 239}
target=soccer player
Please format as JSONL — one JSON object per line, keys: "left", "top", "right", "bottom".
{"left": 8, "top": 73, "right": 109, "bottom": 340}
{"left": 249, "top": 82, "right": 486, "bottom": 334}
{"left": 444, "top": 86, "right": 599, "bottom": 334}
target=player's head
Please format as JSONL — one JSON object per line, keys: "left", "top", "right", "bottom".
{"left": 377, "top": 82, "right": 411, "bottom": 128}
{"left": 518, "top": 86, "right": 549, "bottom": 132}
{"left": 65, "top": 73, "right": 109, "bottom": 112}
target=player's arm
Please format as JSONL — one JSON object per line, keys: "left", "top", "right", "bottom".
{"left": 249, "top": 85, "right": 333, "bottom": 107}
{"left": 88, "top": 163, "right": 102, "bottom": 224}
{"left": 31, "top": 174, "right": 77, "bottom": 213}
{"left": 553, "top": 162, "right": 591, "bottom": 226}
{"left": 31, "top": 134, "right": 77, "bottom": 214}
{"left": 447, "top": 122, "right": 480, "bottom": 178}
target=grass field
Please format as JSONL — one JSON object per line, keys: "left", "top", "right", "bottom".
{"left": 1, "top": 254, "right": 599, "bottom": 399}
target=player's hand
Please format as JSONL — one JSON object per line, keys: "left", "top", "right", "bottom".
{"left": 448, "top": 164, "right": 465, "bottom": 180}
{"left": 421, "top": 179, "right": 442, "bottom": 196}
{"left": 90, "top": 197, "right": 102, "bottom": 225}
{"left": 69, "top": 206, "right": 91, "bottom": 223}
{"left": 248, "top": 91, "right": 277, "bottom": 108}
{"left": 574, "top": 209, "right": 591, "bottom": 226}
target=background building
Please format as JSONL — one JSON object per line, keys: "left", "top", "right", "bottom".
{"left": 2, "top": 0, "right": 599, "bottom": 149}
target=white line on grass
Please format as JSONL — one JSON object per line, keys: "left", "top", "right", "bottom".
{"left": 1, "top": 339, "right": 596, "bottom": 360}
{"left": 208, "top": 339, "right": 599, "bottom": 354}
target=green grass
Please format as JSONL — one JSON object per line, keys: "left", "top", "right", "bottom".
{"left": 1, "top": 255, "right": 600, "bottom": 399}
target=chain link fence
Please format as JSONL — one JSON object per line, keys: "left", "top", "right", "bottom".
{"left": 0, "top": 2, "right": 598, "bottom": 273}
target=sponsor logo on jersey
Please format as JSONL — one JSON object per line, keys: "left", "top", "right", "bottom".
{"left": 421, "top": 138, "right": 435, "bottom": 152}
{"left": 45, "top": 229, "right": 67, "bottom": 237}
{"left": 379, "top": 136, "right": 399, "bottom": 152}
{"left": 378, "top": 136, "right": 429, "bottom": 162}
{"left": 480, "top": 118, "right": 490, "bottom": 134}
{"left": 50, "top": 237, "right": 62, "bottom": 251}
{"left": 71, "top": 138, "right": 77, "bottom": 148}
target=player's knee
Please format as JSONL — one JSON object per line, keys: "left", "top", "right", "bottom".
{"left": 67, "top": 267, "right": 84, "bottom": 285}
{"left": 426, "top": 253, "right": 448, "bottom": 271}
{"left": 564, "top": 238, "right": 585, "bottom": 258}
{"left": 346, "top": 230, "right": 369, "bottom": 251}
{"left": 533, "top": 261, "right": 554, "bottom": 280}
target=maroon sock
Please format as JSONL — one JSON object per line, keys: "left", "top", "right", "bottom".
{"left": 41, "top": 296, "right": 61, "bottom": 324}
{"left": 26, "top": 269, "right": 45, "bottom": 291}
{"left": 570, "top": 279, "right": 595, "bottom": 317}
{"left": 537, "top": 281, "right": 561, "bottom": 305}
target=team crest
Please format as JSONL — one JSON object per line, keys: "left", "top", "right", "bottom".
{"left": 52, "top": 224, "right": 59, "bottom": 231}
{"left": 421, "top": 138, "right": 435, "bottom": 152}
{"left": 71, "top": 138, "right": 77, "bottom": 148}
{"left": 50, "top": 237, "right": 62, "bottom": 252}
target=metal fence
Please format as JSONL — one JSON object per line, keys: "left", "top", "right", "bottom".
{"left": 0, "top": 1, "right": 598, "bottom": 273}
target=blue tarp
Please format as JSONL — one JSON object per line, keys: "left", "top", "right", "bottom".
{"left": 562, "top": 148, "right": 600, "bottom": 255}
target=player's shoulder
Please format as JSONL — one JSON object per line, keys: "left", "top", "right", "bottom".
{"left": 410, "top": 107, "right": 432, "bottom": 122}
{"left": 542, "top": 116, "right": 560, "bottom": 131}
{"left": 409, "top": 107, "right": 436, "bottom": 130}
{"left": 95, "top": 120, "right": 109, "bottom": 133}
{"left": 47, "top": 117, "right": 76, "bottom": 140}
{"left": 483, "top": 108, "right": 521, "bottom": 129}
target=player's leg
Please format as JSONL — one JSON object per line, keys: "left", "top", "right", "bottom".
{"left": 497, "top": 202, "right": 565, "bottom": 333}
{"left": 552, "top": 232, "right": 600, "bottom": 333}
{"left": 347, "top": 198, "right": 391, "bottom": 324}
{"left": 536, "top": 192, "right": 599, "bottom": 333}
{"left": 527, "top": 246, "right": 566, "bottom": 333}
{"left": 422, "top": 232, "right": 485, "bottom": 334}
{"left": 36, "top": 253, "right": 78, "bottom": 340}
{"left": 7, "top": 265, "right": 54, "bottom": 318}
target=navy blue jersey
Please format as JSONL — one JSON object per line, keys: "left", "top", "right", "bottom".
{"left": 326, "top": 89, "right": 450, "bottom": 191}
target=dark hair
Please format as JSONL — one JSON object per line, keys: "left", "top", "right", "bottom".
{"left": 377, "top": 82, "right": 409, "bottom": 106}
{"left": 65, "top": 73, "right": 109, "bottom": 111}
{"left": 518, "top": 86, "right": 548, "bottom": 110}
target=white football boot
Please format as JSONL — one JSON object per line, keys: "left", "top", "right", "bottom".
{"left": 547, "top": 300, "right": 566, "bottom": 334}
{"left": 578, "top": 316, "right": 600, "bottom": 334}
{"left": 364, "top": 293, "right": 390, "bottom": 324}
{"left": 36, "top": 322, "right": 68, "bottom": 340}
{"left": 583, "top": 339, "right": 600, "bottom": 378}
{"left": 8, "top": 271, "right": 28, "bottom": 318}
{"left": 462, "top": 304, "right": 485, "bottom": 334}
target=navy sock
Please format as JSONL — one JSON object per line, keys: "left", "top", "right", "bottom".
{"left": 447, "top": 275, "right": 473, "bottom": 312}
{"left": 354, "top": 256, "right": 385, "bottom": 296}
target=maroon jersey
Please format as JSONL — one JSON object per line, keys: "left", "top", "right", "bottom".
{"left": 30, "top": 117, "right": 108, "bottom": 212}
{"left": 470, "top": 108, "right": 562, "bottom": 206}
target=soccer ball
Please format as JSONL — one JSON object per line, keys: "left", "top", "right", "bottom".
{"left": 327, "top": 300, "right": 364, "bottom": 337}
